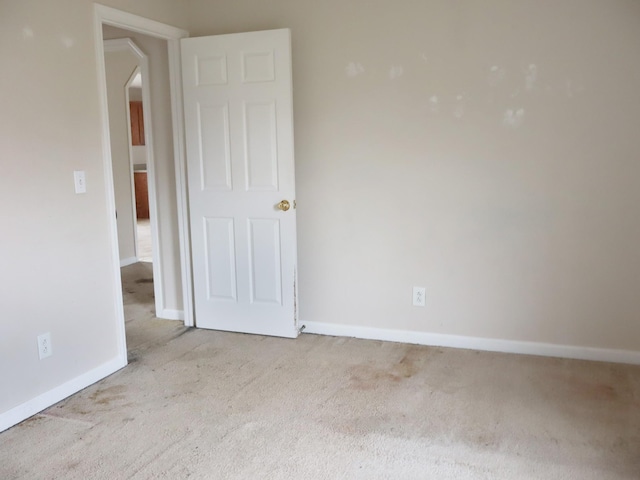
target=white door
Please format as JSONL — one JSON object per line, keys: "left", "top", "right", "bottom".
{"left": 181, "top": 29, "right": 298, "bottom": 338}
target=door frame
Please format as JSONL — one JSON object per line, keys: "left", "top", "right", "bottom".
{"left": 125, "top": 64, "right": 141, "bottom": 263}
{"left": 103, "top": 37, "right": 165, "bottom": 316}
{"left": 94, "top": 4, "right": 193, "bottom": 364}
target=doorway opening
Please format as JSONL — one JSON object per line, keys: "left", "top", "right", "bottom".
{"left": 101, "top": 22, "right": 188, "bottom": 359}
{"left": 128, "top": 73, "right": 153, "bottom": 263}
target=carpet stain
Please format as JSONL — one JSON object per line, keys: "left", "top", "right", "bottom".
{"left": 89, "top": 385, "right": 128, "bottom": 406}
{"left": 468, "top": 431, "right": 500, "bottom": 449}
{"left": 395, "top": 345, "right": 426, "bottom": 378}
{"left": 348, "top": 365, "right": 400, "bottom": 390}
{"left": 555, "top": 374, "right": 624, "bottom": 403}
{"left": 171, "top": 327, "right": 194, "bottom": 340}
{"left": 67, "top": 405, "right": 91, "bottom": 416}
{"left": 589, "top": 384, "right": 617, "bottom": 401}
{"left": 348, "top": 346, "right": 431, "bottom": 389}
{"left": 19, "top": 415, "right": 46, "bottom": 428}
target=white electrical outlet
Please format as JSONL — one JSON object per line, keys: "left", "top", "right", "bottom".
{"left": 412, "top": 287, "right": 426, "bottom": 307}
{"left": 37, "top": 333, "right": 53, "bottom": 360}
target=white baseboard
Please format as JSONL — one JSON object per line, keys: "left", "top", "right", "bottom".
{"left": 302, "top": 321, "right": 640, "bottom": 365}
{"left": 157, "top": 308, "right": 184, "bottom": 321}
{"left": 120, "top": 256, "right": 137, "bottom": 267}
{"left": 0, "top": 356, "right": 126, "bottom": 433}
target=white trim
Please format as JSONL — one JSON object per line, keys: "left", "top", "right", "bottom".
{"left": 103, "top": 37, "right": 137, "bottom": 53}
{"left": 137, "top": 50, "right": 165, "bottom": 321}
{"left": 0, "top": 356, "right": 126, "bottom": 433}
{"left": 96, "top": 4, "right": 189, "bottom": 39}
{"left": 302, "top": 321, "right": 640, "bottom": 366}
{"left": 168, "top": 38, "right": 194, "bottom": 327}
{"left": 158, "top": 308, "right": 185, "bottom": 321}
{"left": 93, "top": 9, "right": 128, "bottom": 369}
{"left": 125, "top": 65, "right": 140, "bottom": 263}
{"left": 120, "top": 256, "right": 137, "bottom": 267}
{"left": 95, "top": 6, "right": 192, "bottom": 328}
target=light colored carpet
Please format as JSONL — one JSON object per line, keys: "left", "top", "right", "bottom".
{"left": 1, "top": 264, "right": 639, "bottom": 479}
{"left": 121, "top": 261, "right": 183, "bottom": 353}
{"left": 136, "top": 219, "right": 152, "bottom": 263}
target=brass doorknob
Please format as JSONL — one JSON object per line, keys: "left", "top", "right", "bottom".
{"left": 277, "top": 200, "right": 291, "bottom": 211}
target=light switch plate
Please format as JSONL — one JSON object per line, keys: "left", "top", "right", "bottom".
{"left": 74, "top": 170, "right": 86, "bottom": 194}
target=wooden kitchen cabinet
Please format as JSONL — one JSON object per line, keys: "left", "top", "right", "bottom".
{"left": 129, "top": 101, "right": 145, "bottom": 145}
{"left": 134, "top": 171, "right": 149, "bottom": 219}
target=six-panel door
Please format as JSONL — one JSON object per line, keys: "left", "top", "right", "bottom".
{"left": 181, "top": 29, "right": 298, "bottom": 338}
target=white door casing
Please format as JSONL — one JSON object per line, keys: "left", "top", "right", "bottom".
{"left": 181, "top": 29, "right": 298, "bottom": 338}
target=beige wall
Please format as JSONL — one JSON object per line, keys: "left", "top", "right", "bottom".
{"left": 187, "top": 0, "right": 640, "bottom": 350}
{"left": 0, "top": 0, "right": 187, "bottom": 418}
{"left": 105, "top": 47, "right": 138, "bottom": 263}
{"left": 103, "top": 26, "right": 184, "bottom": 313}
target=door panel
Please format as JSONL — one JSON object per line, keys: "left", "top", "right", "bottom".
{"left": 203, "top": 217, "right": 237, "bottom": 301}
{"left": 248, "top": 218, "right": 282, "bottom": 305}
{"left": 181, "top": 29, "right": 298, "bottom": 338}
{"left": 198, "top": 103, "right": 232, "bottom": 191}
{"left": 244, "top": 101, "right": 278, "bottom": 191}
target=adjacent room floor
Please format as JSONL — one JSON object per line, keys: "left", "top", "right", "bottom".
{"left": 1, "top": 265, "right": 639, "bottom": 479}
{"left": 136, "top": 219, "right": 152, "bottom": 263}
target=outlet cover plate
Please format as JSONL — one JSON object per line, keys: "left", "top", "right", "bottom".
{"left": 37, "top": 333, "right": 53, "bottom": 360}
{"left": 413, "top": 287, "right": 426, "bottom": 307}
